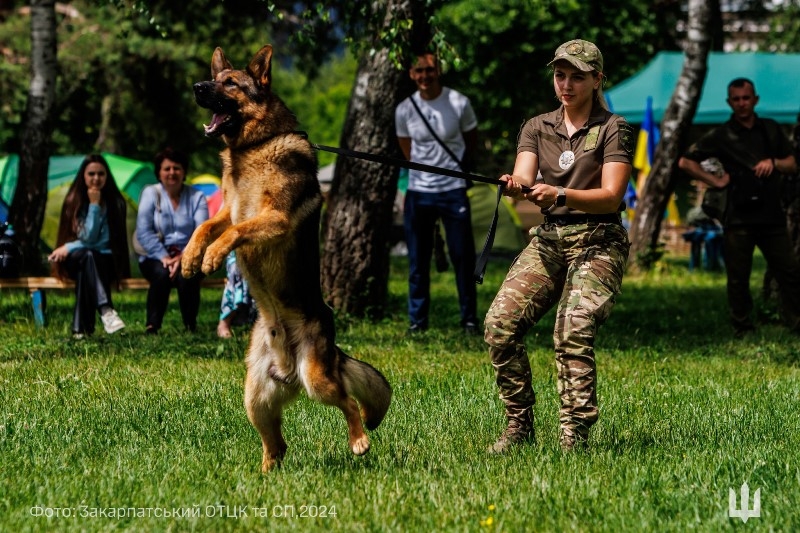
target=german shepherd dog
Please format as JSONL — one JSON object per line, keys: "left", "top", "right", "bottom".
{"left": 184, "top": 45, "right": 392, "bottom": 472}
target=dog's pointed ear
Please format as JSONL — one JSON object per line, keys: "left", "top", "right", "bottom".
{"left": 246, "top": 45, "right": 273, "bottom": 88}
{"left": 211, "top": 47, "right": 233, "bottom": 79}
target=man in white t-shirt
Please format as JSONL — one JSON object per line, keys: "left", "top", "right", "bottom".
{"left": 395, "top": 52, "right": 479, "bottom": 335}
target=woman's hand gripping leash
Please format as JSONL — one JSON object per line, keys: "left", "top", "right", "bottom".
{"left": 499, "top": 174, "right": 540, "bottom": 204}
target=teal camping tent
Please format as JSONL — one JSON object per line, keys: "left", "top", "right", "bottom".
{"left": 605, "top": 51, "right": 800, "bottom": 125}
{"left": 0, "top": 153, "right": 157, "bottom": 249}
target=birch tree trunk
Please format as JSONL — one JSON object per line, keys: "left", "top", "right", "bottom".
{"left": 628, "top": 0, "right": 713, "bottom": 272}
{"left": 9, "top": 0, "right": 57, "bottom": 275}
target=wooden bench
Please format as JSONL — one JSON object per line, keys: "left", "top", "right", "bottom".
{"left": 0, "top": 276, "right": 226, "bottom": 328}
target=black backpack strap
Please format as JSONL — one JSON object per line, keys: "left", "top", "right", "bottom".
{"left": 408, "top": 95, "right": 466, "bottom": 171}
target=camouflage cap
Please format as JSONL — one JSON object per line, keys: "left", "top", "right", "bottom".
{"left": 548, "top": 39, "right": 603, "bottom": 73}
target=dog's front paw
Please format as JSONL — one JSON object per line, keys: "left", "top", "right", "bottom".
{"left": 181, "top": 239, "right": 206, "bottom": 278}
{"left": 201, "top": 241, "right": 230, "bottom": 275}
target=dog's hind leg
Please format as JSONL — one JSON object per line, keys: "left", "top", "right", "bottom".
{"left": 297, "top": 334, "right": 370, "bottom": 456}
{"left": 338, "top": 346, "right": 392, "bottom": 431}
{"left": 244, "top": 320, "right": 300, "bottom": 472}
{"left": 244, "top": 369, "right": 297, "bottom": 472}
{"left": 315, "top": 381, "right": 370, "bottom": 456}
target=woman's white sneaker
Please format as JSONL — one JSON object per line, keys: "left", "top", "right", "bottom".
{"left": 101, "top": 309, "right": 126, "bottom": 334}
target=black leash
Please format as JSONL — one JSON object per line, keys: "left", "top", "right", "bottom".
{"left": 311, "top": 142, "right": 525, "bottom": 190}
{"left": 310, "top": 141, "right": 527, "bottom": 284}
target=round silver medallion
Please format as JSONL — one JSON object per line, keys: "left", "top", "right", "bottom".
{"left": 559, "top": 150, "right": 575, "bottom": 170}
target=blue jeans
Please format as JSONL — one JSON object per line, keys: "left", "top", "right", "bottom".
{"left": 404, "top": 188, "right": 478, "bottom": 328}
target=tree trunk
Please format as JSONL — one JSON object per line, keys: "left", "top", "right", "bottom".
{"left": 628, "top": 0, "right": 714, "bottom": 272}
{"left": 320, "top": 0, "right": 421, "bottom": 318}
{"left": 95, "top": 94, "right": 121, "bottom": 154}
{"left": 9, "top": 0, "right": 57, "bottom": 275}
{"left": 320, "top": 51, "right": 408, "bottom": 318}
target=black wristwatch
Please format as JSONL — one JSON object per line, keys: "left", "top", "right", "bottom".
{"left": 555, "top": 186, "right": 567, "bottom": 207}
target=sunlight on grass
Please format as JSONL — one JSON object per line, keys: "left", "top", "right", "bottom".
{"left": 1, "top": 252, "right": 799, "bottom": 531}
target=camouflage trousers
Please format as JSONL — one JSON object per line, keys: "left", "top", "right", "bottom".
{"left": 485, "top": 221, "right": 630, "bottom": 438}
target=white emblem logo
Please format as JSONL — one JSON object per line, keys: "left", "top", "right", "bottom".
{"left": 559, "top": 150, "right": 575, "bottom": 170}
{"left": 729, "top": 483, "right": 761, "bottom": 523}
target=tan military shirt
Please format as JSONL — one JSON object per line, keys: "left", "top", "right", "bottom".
{"left": 516, "top": 104, "right": 634, "bottom": 215}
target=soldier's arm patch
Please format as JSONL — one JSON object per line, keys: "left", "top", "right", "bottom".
{"left": 618, "top": 122, "right": 635, "bottom": 156}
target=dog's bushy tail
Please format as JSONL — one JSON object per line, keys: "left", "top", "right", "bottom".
{"left": 340, "top": 349, "right": 392, "bottom": 430}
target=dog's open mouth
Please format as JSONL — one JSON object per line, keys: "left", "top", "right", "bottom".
{"left": 203, "top": 112, "right": 231, "bottom": 136}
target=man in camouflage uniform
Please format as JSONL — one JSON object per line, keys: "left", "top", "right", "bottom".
{"left": 485, "top": 39, "right": 633, "bottom": 453}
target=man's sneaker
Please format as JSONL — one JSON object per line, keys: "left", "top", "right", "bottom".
{"left": 407, "top": 323, "right": 428, "bottom": 335}
{"left": 101, "top": 309, "right": 126, "bottom": 334}
{"left": 464, "top": 321, "right": 480, "bottom": 336}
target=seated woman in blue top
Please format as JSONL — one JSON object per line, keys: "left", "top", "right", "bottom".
{"left": 136, "top": 147, "right": 209, "bottom": 334}
{"left": 48, "top": 154, "right": 130, "bottom": 339}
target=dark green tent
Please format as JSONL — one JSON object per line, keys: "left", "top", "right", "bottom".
{"left": 0, "top": 153, "right": 157, "bottom": 249}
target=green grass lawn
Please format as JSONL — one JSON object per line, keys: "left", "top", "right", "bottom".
{"left": 1, "top": 252, "right": 798, "bottom": 532}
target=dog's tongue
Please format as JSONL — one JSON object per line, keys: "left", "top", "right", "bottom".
{"left": 204, "top": 113, "right": 228, "bottom": 134}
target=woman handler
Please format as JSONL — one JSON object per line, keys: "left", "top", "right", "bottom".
{"left": 485, "top": 39, "right": 634, "bottom": 453}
